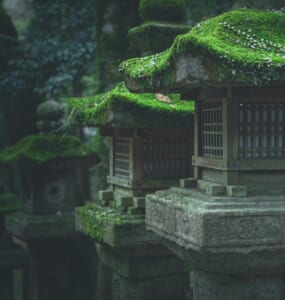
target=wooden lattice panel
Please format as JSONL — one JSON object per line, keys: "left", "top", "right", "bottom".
{"left": 200, "top": 101, "right": 223, "bottom": 158}
{"left": 239, "top": 103, "right": 285, "bottom": 159}
{"left": 142, "top": 138, "right": 191, "bottom": 179}
{"left": 113, "top": 137, "right": 131, "bottom": 179}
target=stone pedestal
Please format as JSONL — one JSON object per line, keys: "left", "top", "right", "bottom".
{"left": 76, "top": 204, "right": 189, "bottom": 300}
{"left": 0, "top": 202, "right": 27, "bottom": 300}
{"left": 6, "top": 211, "right": 96, "bottom": 300}
{"left": 192, "top": 271, "right": 285, "bottom": 300}
{"left": 146, "top": 186, "right": 285, "bottom": 300}
{"left": 96, "top": 243, "right": 188, "bottom": 300}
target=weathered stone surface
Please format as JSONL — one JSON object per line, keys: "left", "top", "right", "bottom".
{"left": 192, "top": 270, "right": 285, "bottom": 300}
{"left": 98, "top": 243, "right": 187, "bottom": 278}
{"left": 146, "top": 187, "right": 285, "bottom": 275}
{"left": 5, "top": 211, "right": 77, "bottom": 239}
{"left": 97, "top": 243, "right": 189, "bottom": 300}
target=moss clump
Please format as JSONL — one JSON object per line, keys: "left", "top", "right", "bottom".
{"left": 0, "top": 193, "right": 20, "bottom": 213}
{"left": 76, "top": 203, "right": 139, "bottom": 241}
{"left": 121, "top": 9, "right": 285, "bottom": 90}
{"left": 68, "top": 82, "right": 194, "bottom": 127}
{"left": 0, "top": 135, "right": 96, "bottom": 164}
{"left": 139, "top": 0, "right": 186, "bottom": 22}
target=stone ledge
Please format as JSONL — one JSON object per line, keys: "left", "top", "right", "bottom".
{"left": 76, "top": 204, "right": 160, "bottom": 248}
{"left": 5, "top": 211, "right": 77, "bottom": 240}
{"left": 197, "top": 180, "right": 226, "bottom": 196}
{"left": 146, "top": 187, "right": 285, "bottom": 253}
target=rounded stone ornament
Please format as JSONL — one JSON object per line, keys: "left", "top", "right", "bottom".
{"left": 139, "top": 0, "right": 186, "bottom": 22}
{"left": 37, "top": 100, "right": 64, "bottom": 121}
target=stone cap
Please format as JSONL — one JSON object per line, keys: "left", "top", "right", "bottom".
{"left": 139, "top": 0, "right": 187, "bottom": 23}
{"left": 121, "top": 9, "right": 285, "bottom": 93}
{"left": 37, "top": 100, "right": 65, "bottom": 133}
{"left": 68, "top": 82, "right": 194, "bottom": 128}
{"left": 128, "top": 22, "right": 191, "bottom": 55}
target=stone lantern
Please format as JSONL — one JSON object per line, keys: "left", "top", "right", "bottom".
{"left": 70, "top": 82, "right": 194, "bottom": 300}
{"left": 2, "top": 100, "right": 100, "bottom": 300}
{"left": 121, "top": 8, "right": 285, "bottom": 300}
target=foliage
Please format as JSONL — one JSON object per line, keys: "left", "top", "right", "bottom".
{"left": 139, "top": 0, "right": 186, "bottom": 22}
{"left": 120, "top": 9, "right": 285, "bottom": 89}
{"left": 1, "top": 0, "right": 96, "bottom": 99}
{"left": 0, "top": 135, "right": 97, "bottom": 164}
{"left": 68, "top": 82, "right": 194, "bottom": 127}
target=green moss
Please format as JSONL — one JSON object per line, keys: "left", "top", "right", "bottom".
{"left": 0, "top": 193, "right": 20, "bottom": 213}
{"left": 68, "top": 82, "right": 194, "bottom": 127}
{"left": 0, "top": 135, "right": 96, "bottom": 164}
{"left": 76, "top": 203, "right": 139, "bottom": 241}
{"left": 121, "top": 9, "right": 285, "bottom": 89}
{"left": 139, "top": 0, "right": 186, "bottom": 22}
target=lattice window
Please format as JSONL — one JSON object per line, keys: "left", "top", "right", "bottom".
{"left": 142, "top": 138, "right": 191, "bottom": 179}
{"left": 200, "top": 102, "right": 223, "bottom": 158}
{"left": 239, "top": 103, "right": 285, "bottom": 159}
{"left": 113, "top": 137, "right": 131, "bottom": 179}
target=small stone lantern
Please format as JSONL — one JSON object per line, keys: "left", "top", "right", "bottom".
{"left": 2, "top": 100, "right": 100, "bottom": 300}
{"left": 71, "top": 83, "right": 194, "bottom": 300}
{"left": 71, "top": 83, "right": 194, "bottom": 211}
{"left": 121, "top": 8, "right": 285, "bottom": 300}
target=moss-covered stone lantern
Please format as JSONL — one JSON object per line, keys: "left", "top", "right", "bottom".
{"left": 2, "top": 100, "right": 100, "bottom": 300}
{"left": 69, "top": 82, "right": 194, "bottom": 300}
{"left": 121, "top": 8, "right": 285, "bottom": 300}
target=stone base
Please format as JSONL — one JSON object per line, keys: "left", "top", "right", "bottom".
{"left": 5, "top": 211, "right": 77, "bottom": 239}
{"left": 96, "top": 243, "right": 189, "bottom": 300}
{"left": 192, "top": 270, "right": 285, "bottom": 300}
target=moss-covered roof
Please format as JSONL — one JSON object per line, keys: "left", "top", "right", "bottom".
{"left": 121, "top": 9, "right": 285, "bottom": 92}
{"left": 68, "top": 82, "right": 194, "bottom": 128}
{"left": 0, "top": 135, "right": 98, "bottom": 165}
{"left": 0, "top": 193, "right": 20, "bottom": 213}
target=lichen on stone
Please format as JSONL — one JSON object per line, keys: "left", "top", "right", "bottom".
{"left": 76, "top": 203, "right": 139, "bottom": 241}
{"left": 120, "top": 9, "right": 285, "bottom": 91}
{"left": 0, "top": 135, "right": 96, "bottom": 164}
{"left": 68, "top": 82, "right": 194, "bottom": 127}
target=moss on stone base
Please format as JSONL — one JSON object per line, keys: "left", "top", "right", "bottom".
{"left": 76, "top": 203, "right": 141, "bottom": 242}
{"left": 0, "top": 135, "right": 96, "bottom": 165}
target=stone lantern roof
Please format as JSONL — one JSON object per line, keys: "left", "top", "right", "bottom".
{"left": 68, "top": 82, "right": 194, "bottom": 128}
{"left": 0, "top": 134, "right": 99, "bottom": 168}
{"left": 0, "top": 98, "right": 100, "bottom": 168}
{"left": 121, "top": 9, "right": 285, "bottom": 93}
